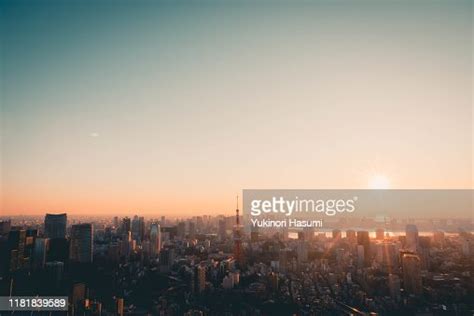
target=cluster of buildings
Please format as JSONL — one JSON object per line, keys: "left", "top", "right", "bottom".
{"left": 0, "top": 209, "right": 472, "bottom": 315}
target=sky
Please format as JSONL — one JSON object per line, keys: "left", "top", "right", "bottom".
{"left": 0, "top": 0, "right": 472, "bottom": 216}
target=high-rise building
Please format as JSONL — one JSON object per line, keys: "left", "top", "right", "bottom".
{"left": 33, "top": 237, "right": 49, "bottom": 269}
{"left": 150, "top": 223, "right": 161, "bottom": 256}
{"left": 45, "top": 261, "right": 64, "bottom": 288}
{"left": 188, "top": 222, "right": 196, "bottom": 239}
{"left": 122, "top": 217, "right": 131, "bottom": 234}
{"left": 131, "top": 216, "right": 145, "bottom": 242}
{"left": 44, "top": 213, "right": 67, "bottom": 239}
{"left": 159, "top": 248, "right": 175, "bottom": 273}
{"left": 0, "top": 220, "right": 11, "bottom": 235}
{"left": 70, "top": 224, "right": 93, "bottom": 263}
{"left": 357, "top": 231, "right": 371, "bottom": 266}
{"left": 332, "top": 229, "right": 341, "bottom": 241}
{"left": 218, "top": 219, "right": 227, "bottom": 242}
{"left": 405, "top": 224, "right": 419, "bottom": 252}
{"left": 7, "top": 229, "right": 26, "bottom": 271}
{"left": 113, "top": 216, "right": 119, "bottom": 228}
{"left": 402, "top": 253, "right": 422, "bottom": 295}
{"left": 194, "top": 265, "right": 206, "bottom": 293}
{"left": 177, "top": 222, "right": 186, "bottom": 239}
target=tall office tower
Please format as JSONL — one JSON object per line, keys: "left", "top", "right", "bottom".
{"left": 332, "top": 229, "right": 341, "bottom": 241}
{"left": 45, "top": 261, "right": 64, "bottom": 288}
{"left": 346, "top": 230, "right": 357, "bottom": 244}
{"left": 0, "top": 220, "right": 11, "bottom": 235}
{"left": 120, "top": 231, "right": 132, "bottom": 258}
{"left": 70, "top": 224, "right": 93, "bottom": 263}
{"left": 177, "top": 222, "right": 186, "bottom": 240}
{"left": 122, "top": 217, "right": 131, "bottom": 234}
{"left": 24, "top": 229, "right": 38, "bottom": 265}
{"left": 33, "top": 237, "right": 49, "bottom": 269}
{"left": 196, "top": 217, "right": 204, "bottom": 232}
{"left": 150, "top": 223, "right": 161, "bottom": 256}
{"left": 388, "top": 274, "right": 401, "bottom": 301}
{"left": 357, "top": 231, "right": 371, "bottom": 266}
{"left": 131, "top": 215, "right": 140, "bottom": 240}
{"left": 130, "top": 215, "right": 145, "bottom": 242}
{"left": 160, "top": 216, "right": 166, "bottom": 226}
{"left": 405, "top": 224, "right": 419, "bottom": 252}
{"left": 402, "top": 254, "right": 422, "bottom": 295}
{"left": 194, "top": 265, "right": 206, "bottom": 293}
{"left": 159, "top": 248, "right": 175, "bottom": 273}
{"left": 138, "top": 217, "right": 145, "bottom": 241}
{"left": 188, "top": 222, "right": 196, "bottom": 239}
{"left": 233, "top": 196, "right": 243, "bottom": 265}
{"left": 218, "top": 219, "right": 227, "bottom": 242}
{"left": 44, "top": 213, "right": 67, "bottom": 239}
{"left": 113, "top": 216, "right": 119, "bottom": 228}
{"left": 376, "top": 228, "right": 385, "bottom": 240}
{"left": 7, "top": 229, "right": 26, "bottom": 271}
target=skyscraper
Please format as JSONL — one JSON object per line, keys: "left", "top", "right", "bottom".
{"left": 177, "top": 222, "right": 186, "bottom": 240}
{"left": 194, "top": 265, "right": 206, "bottom": 293}
{"left": 70, "top": 224, "right": 93, "bottom": 263}
{"left": 131, "top": 215, "right": 145, "bottom": 242}
{"left": 405, "top": 224, "right": 419, "bottom": 252}
{"left": 45, "top": 261, "right": 64, "bottom": 288}
{"left": 218, "top": 219, "right": 227, "bottom": 242}
{"left": 150, "top": 223, "right": 161, "bottom": 256}
{"left": 188, "top": 222, "right": 196, "bottom": 239}
{"left": 357, "top": 231, "right": 371, "bottom": 266}
{"left": 122, "top": 217, "right": 131, "bottom": 235}
{"left": 44, "top": 213, "right": 67, "bottom": 239}
{"left": 402, "top": 253, "right": 422, "bottom": 295}
{"left": 33, "top": 237, "right": 48, "bottom": 270}
{"left": 7, "top": 229, "right": 26, "bottom": 271}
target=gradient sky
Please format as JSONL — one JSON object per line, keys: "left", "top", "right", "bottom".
{"left": 1, "top": 0, "right": 472, "bottom": 216}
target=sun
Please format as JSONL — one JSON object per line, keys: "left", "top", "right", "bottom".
{"left": 369, "top": 174, "right": 390, "bottom": 189}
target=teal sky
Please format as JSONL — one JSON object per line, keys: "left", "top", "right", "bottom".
{"left": 0, "top": 1, "right": 472, "bottom": 216}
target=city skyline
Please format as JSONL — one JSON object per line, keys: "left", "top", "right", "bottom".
{"left": 1, "top": 1, "right": 472, "bottom": 216}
